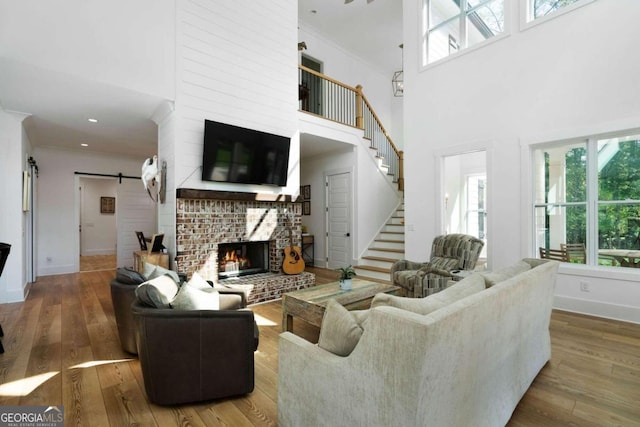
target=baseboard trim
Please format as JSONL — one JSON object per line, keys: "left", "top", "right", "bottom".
{"left": 554, "top": 295, "right": 640, "bottom": 324}
{"left": 38, "top": 264, "right": 75, "bottom": 276}
{"left": 81, "top": 250, "right": 116, "bottom": 256}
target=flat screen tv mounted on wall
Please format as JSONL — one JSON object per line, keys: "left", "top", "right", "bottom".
{"left": 201, "top": 119, "right": 291, "bottom": 187}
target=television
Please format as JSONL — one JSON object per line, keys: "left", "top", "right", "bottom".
{"left": 202, "top": 119, "right": 291, "bottom": 187}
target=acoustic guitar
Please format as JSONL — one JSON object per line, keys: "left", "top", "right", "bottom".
{"left": 282, "top": 227, "right": 305, "bottom": 275}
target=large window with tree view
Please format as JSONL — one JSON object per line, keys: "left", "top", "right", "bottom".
{"left": 533, "top": 133, "right": 640, "bottom": 268}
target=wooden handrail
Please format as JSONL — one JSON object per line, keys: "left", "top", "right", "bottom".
{"left": 360, "top": 93, "right": 401, "bottom": 158}
{"left": 298, "top": 65, "right": 404, "bottom": 191}
{"left": 298, "top": 65, "right": 357, "bottom": 92}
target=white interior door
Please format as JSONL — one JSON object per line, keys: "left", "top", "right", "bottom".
{"left": 326, "top": 172, "right": 352, "bottom": 269}
{"left": 116, "top": 179, "right": 157, "bottom": 268}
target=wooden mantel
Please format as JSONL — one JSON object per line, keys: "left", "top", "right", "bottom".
{"left": 176, "top": 188, "right": 301, "bottom": 202}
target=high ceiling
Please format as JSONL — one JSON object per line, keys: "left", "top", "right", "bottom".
{"left": 0, "top": 0, "right": 402, "bottom": 160}
{"left": 298, "top": 0, "right": 403, "bottom": 77}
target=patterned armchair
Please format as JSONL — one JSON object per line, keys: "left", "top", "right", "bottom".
{"left": 391, "top": 234, "right": 484, "bottom": 298}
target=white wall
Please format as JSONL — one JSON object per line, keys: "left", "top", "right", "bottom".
{"left": 162, "top": 0, "right": 300, "bottom": 256}
{"left": 402, "top": 0, "right": 640, "bottom": 323}
{"left": 34, "top": 146, "right": 146, "bottom": 276}
{"left": 298, "top": 24, "right": 402, "bottom": 148}
{"left": 0, "top": 0, "right": 175, "bottom": 100}
{"left": 301, "top": 148, "right": 354, "bottom": 266}
{"left": 0, "top": 110, "right": 30, "bottom": 303}
{"left": 300, "top": 114, "right": 402, "bottom": 266}
{"left": 80, "top": 178, "right": 117, "bottom": 256}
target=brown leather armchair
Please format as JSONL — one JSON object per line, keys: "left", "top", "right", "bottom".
{"left": 131, "top": 298, "right": 259, "bottom": 405}
{"left": 111, "top": 268, "right": 247, "bottom": 356}
{"left": 110, "top": 267, "right": 149, "bottom": 354}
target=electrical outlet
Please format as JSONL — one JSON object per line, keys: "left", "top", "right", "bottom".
{"left": 580, "top": 281, "right": 590, "bottom": 292}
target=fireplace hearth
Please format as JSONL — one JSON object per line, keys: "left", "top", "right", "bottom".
{"left": 217, "top": 241, "right": 269, "bottom": 279}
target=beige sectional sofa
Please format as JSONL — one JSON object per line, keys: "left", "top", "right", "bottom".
{"left": 278, "top": 258, "right": 559, "bottom": 427}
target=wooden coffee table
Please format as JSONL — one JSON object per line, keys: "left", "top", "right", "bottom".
{"left": 281, "top": 279, "right": 400, "bottom": 332}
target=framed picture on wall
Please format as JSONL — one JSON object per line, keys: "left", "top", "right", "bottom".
{"left": 100, "top": 196, "right": 115, "bottom": 214}
{"left": 303, "top": 201, "right": 311, "bottom": 216}
{"left": 302, "top": 185, "right": 311, "bottom": 200}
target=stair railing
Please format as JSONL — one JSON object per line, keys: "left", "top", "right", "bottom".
{"left": 299, "top": 65, "right": 404, "bottom": 191}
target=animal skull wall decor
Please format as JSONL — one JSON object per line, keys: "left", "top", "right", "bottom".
{"left": 141, "top": 155, "right": 162, "bottom": 202}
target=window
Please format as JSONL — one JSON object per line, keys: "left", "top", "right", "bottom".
{"left": 533, "top": 132, "right": 640, "bottom": 268}
{"left": 422, "top": 0, "right": 505, "bottom": 65}
{"left": 526, "top": 0, "right": 595, "bottom": 23}
{"left": 466, "top": 174, "right": 487, "bottom": 240}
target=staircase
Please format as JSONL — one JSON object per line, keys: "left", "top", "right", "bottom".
{"left": 354, "top": 203, "right": 405, "bottom": 283}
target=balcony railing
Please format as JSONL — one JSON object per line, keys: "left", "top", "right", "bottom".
{"left": 299, "top": 65, "right": 404, "bottom": 191}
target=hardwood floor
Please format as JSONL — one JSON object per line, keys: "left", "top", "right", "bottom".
{"left": 80, "top": 254, "right": 116, "bottom": 272}
{"left": 0, "top": 267, "right": 638, "bottom": 426}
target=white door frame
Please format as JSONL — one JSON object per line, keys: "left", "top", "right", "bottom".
{"left": 73, "top": 174, "right": 155, "bottom": 271}
{"left": 324, "top": 168, "right": 354, "bottom": 269}
{"left": 435, "top": 142, "right": 494, "bottom": 270}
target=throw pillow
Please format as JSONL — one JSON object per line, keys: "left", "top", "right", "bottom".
{"left": 318, "top": 299, "right": 363, "bottom": 357}
{"left": 143, "top": 262, "right": 180, "bottom": 284}
{"left": 186, "top": 271, "right": 212, "bottom": 291}
{"left": 115, "top": 267, "right": 146, "bottom": 286}
{"left": 481, "top": 260, "right": 531, "bottom": 287}
{"left": 171, "top": 284, "right": 220, "bottom": 310}
{"left": 350, "top": 309, "right": 370, "bottom": 329}
{"left": 135, "top": 275, "right": 180, "bottom": 308}
{"left": 371, "top": 293, "right": 446, "bottom": 316}
{"left": 432, "top": 273, "right": 486, "bottom": 303}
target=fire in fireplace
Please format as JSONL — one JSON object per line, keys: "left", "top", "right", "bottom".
{"left": 217, "top": 241, "right": 269, "bottom": 279}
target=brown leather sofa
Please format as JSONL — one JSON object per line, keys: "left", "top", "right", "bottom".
{"left": 131, "top": 295, "right": 259, "bottom": 405}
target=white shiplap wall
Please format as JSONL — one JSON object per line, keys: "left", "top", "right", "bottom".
{"left": 159, "top": 0, "right": 299, "bottom": 257}
{"left": 170, "top": 0, "right": 299, "bottom": 191}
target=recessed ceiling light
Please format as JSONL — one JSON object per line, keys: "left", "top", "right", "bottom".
{"left": 88, "top": 118, "right": 98, "bottom": 123}
{"left": 81, "top": 143, "right": 88, "bottom": 147}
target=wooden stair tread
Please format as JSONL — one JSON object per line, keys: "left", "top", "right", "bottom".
{"left": 355, "top": 265, "right": 390, "bottom": 274}
{"left": 362, "top": 255, "right": 398, "bottom": 262}
{"left": 369, "top": 247, "right": 404, "bottom": 254}
{"left": 375, "top": 239, "right": 404, "bottom": 244}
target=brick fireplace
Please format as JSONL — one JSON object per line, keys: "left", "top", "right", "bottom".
{"left": 175, "top": 189, "right": 315, "bottom": 304}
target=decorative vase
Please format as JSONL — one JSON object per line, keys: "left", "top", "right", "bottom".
{"left": 340, "top": 278, "right": 352, "bottom": 290}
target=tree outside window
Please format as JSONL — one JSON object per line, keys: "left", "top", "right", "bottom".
{"left": 534, "top": 133, "right": 640, "bottom": 268}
